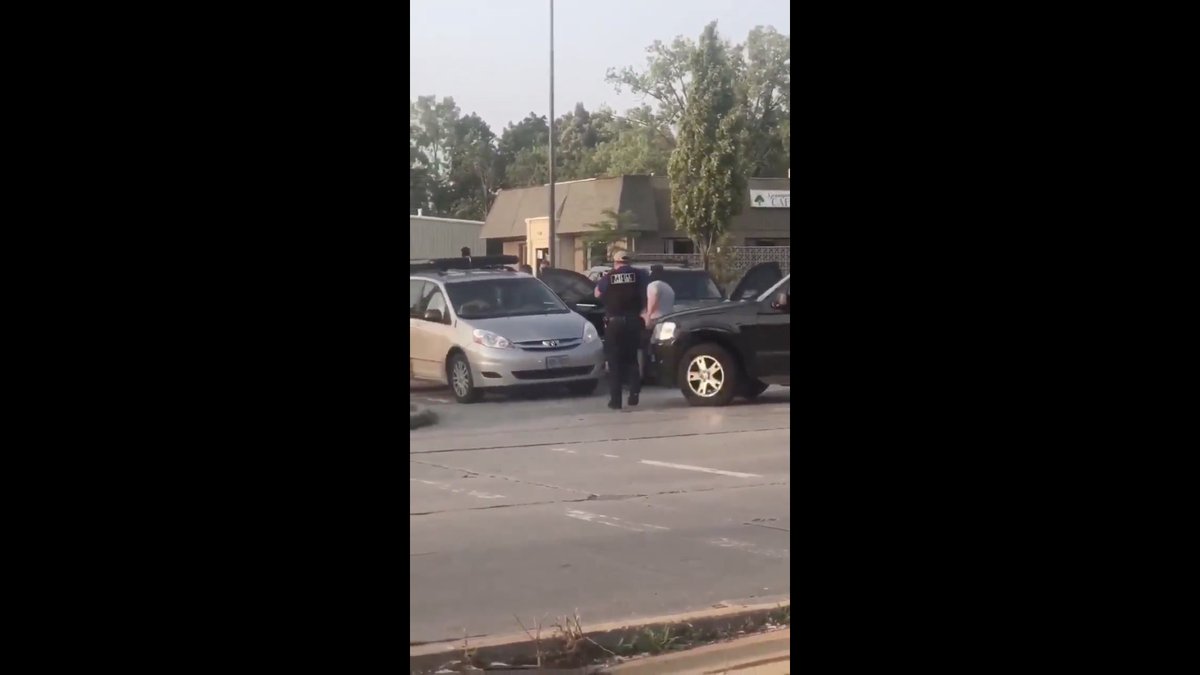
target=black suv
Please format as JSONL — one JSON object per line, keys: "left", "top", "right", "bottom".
{"left": 649, "top": 270, "right": 790, "bottom": 406}
{"left": 540, "top": 262, "right": 764, "bottom": 339}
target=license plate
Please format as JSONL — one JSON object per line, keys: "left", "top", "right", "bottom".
{"left": 546, "top": 356, "right": 568, "bottom": 369}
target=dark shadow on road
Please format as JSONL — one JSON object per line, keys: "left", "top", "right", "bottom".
{"left": 630, "top": 389, "right": 792, "bottom": 411}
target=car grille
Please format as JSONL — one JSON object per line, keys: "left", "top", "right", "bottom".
{"left": 511, "top": 366, "right": 594, "bottom": 380}
{"left": 513, "top": 337, "right": 582, "bottom": 352}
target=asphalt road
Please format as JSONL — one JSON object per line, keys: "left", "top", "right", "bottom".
{"left": 409, "top": 384, "right": 791, "bottom": 646}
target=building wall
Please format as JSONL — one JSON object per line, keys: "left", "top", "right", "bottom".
{"left": 409, "top": 217, "right": 485, "bottom": 259}
{"left": 571, "top": 236, "right": 586, "bottom": 272}
{"left": 482, "top": 175, "right": 790, "bottom": 264}
{"left": 556, "top": 235, "right": 578, "bottom": 272}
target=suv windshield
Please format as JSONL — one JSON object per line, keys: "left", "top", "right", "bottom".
{"left": 657, "top": 270, "right": 722, "bottom": 301}
{"left": 446, "top": 278, "right": 570, "bottom": 319}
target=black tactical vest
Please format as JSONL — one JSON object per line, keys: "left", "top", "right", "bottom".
{"left": 602, "top": 265, "right": 644, "bottom": 317}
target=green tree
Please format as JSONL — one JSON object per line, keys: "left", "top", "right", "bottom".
{"left": 606, "top": 36, "right": 702, "bottom": 127}
{"left": 411, "top": 97, "right": 503, "bottom": 220}
{"left": 732, "top": 26, "right": 791, "bottom": 177}
{"left": 556, "top": 102, "right": 614, "bottom": 180}
{"left": 410, "top": 122, "right": 431, "bottom": 214}
{"left": 495, "top": 113, "right": 548, "bottom": 189}
{"left": 668, "top": 22, "right": 746, "bottom": 270}
{"left": 441, "top": 113, "right": 501, "bottom": 220}
{"left": 582, "top": 105, "right": 675, "bottom": 177}
{"left": 581, "top": 209, "right": 643, "bottom": 266}
{"left": 608, "top": 25, "right": 790, "bottom": 178}
{"left": 410, "top": 95, "right": 461, "bottom": 178}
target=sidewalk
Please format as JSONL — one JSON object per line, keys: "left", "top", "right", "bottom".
{"left": 607, "top": 629, "right": 789, "bottom": 674}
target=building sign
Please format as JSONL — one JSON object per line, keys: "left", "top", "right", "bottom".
{"left": 749, "top": 189, "right": 790, "bottom": 208}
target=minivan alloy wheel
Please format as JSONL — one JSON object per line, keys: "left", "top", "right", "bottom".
{"left": 686, "top": 355, "right": 725, "bottom": 397}
{"left": 451, "top": 360, "right": 471, "bottom": 397}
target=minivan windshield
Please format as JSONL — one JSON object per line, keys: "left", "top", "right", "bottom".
{"left": 446, "top": 278, "right": 570, "bottom": 319}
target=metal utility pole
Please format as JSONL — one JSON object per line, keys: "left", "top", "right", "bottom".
{"left": 546, "top": 0, "right": 556, "bottom": 272}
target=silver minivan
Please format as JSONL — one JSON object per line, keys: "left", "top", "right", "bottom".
{"left": 409, "top": 267, "right": 604, "bottom": 403}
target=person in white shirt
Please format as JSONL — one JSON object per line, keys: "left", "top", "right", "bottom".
{"left": 639, "top": 266, "right": 675, "bottom": 377}
{"left": 642, "top": 266, "right": 675, "bottom": 324}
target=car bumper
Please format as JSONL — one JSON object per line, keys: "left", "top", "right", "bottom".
{"left": 466, "top": 340, "right": 605, "bottom": 388}
{"left": 648, "top": 338, "right": 681, "bottom": 386}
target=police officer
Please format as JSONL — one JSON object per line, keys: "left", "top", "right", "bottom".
{"left": 595, "top": 250, "right": 649, "bottom": 409}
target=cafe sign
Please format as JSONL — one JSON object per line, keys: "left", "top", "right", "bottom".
{"left": 749, "top": 189, "right": 790, "bottom": 208}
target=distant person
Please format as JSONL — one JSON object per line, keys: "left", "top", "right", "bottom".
{"left": 461, "top": 247, "right": 471, "bottom": 257}
{"left": 595, "top": 250, "right": 649, "bottom": 409}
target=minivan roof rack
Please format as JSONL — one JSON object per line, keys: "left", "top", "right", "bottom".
{"left": 410, "top": 255, "right": 519, "bottom": 272}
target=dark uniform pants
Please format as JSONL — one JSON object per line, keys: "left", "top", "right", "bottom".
{"left": 604, "top": 315, "right": 643, "bottom": 404}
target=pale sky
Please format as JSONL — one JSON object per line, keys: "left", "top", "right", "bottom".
{"left": 410, "top": 0, "right": 790, "bottom": 132}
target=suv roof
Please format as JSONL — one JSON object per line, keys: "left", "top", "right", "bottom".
{"left": 410, "top": 269, "right": 531, "bottom": 284}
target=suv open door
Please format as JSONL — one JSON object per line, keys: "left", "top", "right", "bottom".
{"left": 539, "top": 268, "right": 606, "bottom": 337}
{"left": 728, "top": 262, "right": 783, "bottom": 302}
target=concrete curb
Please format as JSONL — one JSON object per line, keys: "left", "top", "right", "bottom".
{"left": 410, "top": 404, "right": 438, "bottom": 430}
{"left": 606, "top": 628, "right": 789, "bottom": 674}
{"left": 410, "top": 600, "right": 789, "bottom": 673}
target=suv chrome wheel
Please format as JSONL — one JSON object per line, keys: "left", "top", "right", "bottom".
{"left": 687, "top": 355, "right": 725, "bottom": 397}
{"left": 678, "top": 343, "right": 740, "bottom": 407}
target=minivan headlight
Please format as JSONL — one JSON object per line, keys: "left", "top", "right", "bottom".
{"left": 653, "top": 321, "right": 676, "bottom": 342}
{"left": 472, "top": 329, "right": 512, "bottom": 349}
{"left": 582, "top": 321, "right": 598, "bottom": 343}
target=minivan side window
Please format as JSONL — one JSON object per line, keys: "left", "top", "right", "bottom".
{"left": 422, "top": 285, "right": 449, "bottom": 322}
{"left": 410, "top": 280, "right": 428, "bottom": 317}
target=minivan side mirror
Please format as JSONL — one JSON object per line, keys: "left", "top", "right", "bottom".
{"left": 772, "top": 292, "right": 789, "bottom": 312}
{"left": 423, "top": 308, "right": 444, "bottom": 323}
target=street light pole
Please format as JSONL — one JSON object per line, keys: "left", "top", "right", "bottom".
{"left": 547, "top": 0, "right": 556, "bottom": 272}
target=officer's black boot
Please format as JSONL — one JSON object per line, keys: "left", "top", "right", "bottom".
{"left": 604, "top": 342, "right": 622, "bottom": 410}
{"left": 626, "top": 324, "right": 642, "bottom": 407}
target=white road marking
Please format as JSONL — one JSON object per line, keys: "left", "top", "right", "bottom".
{"left": 638, "top": 460, "right": 761, "bottom": 479}
{"left": 467, "top": 490, "right": 505, "bottom": 499}
{"left": 602, "top": 454, "right": 620, "bottom": 459}
{"left": 708, "top": 537, "right": 789, "bottom": 559}
{"left": 550, "top": 448, "right": 577, "bottom": 454}
{"left": 564, "top": 509, "right": 670, "bottom": 532}
{"left": 425, "top": 397, "right": 451, "bottom": 404}
{"left": 410, "top": 479, "right": 505, "bottom": 500}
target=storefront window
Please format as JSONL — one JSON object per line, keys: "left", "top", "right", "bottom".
{"left": 665, "top": 239, "right": 695, "bottom": 254}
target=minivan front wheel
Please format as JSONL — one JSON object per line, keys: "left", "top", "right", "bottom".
{"left": 679, "top": 343, "right": 739, "bottom": 407}
{"left": 447, "top": 353, "right": 482, "bottom": 403}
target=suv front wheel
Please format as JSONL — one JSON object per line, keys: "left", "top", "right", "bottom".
{"left": 678, "top": 343, "right": 740, "bottom": 407}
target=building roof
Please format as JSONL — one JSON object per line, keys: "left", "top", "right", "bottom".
{"left": 482, "top": 175, "right": 789, "bottom": 240}
{"left": 410, "top": 215, "right": 484, "bottom": 225}
{"left": 481, "top": 176, "right": 660, "bottom": 239}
